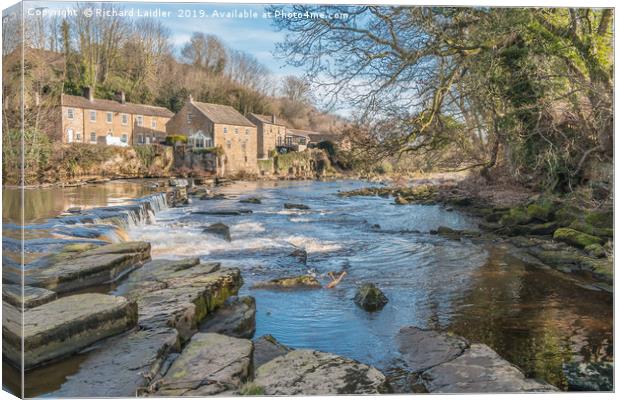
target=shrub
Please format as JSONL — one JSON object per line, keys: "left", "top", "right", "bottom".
{"left": 373, "top": 160, "right": 393, "bottom": 175}
{"left": 165, "top": 135, "right": 187, "bottom": 145}
{"left": 192, "top": 146, "right": 224, "bottom": 156}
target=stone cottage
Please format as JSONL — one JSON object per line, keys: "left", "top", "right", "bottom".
{"left": 61, "top": 88, "right": 173, "bottom": 146}
{"left": 246, "top": 113, "right": 287, "bottom": 159}
{"left": 166, "top": 96, "right": 258, "bottom": 175}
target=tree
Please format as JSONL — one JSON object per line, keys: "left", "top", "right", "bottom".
{"left": 269, "top": 6, "right": 613, "bottom": 190}
{"left": 181, "top": 32, "right": 227, "bottom": 75}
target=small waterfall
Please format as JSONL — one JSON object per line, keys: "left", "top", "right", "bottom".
{"left": 51, "top": 192, "right": 170, "bottom": 240}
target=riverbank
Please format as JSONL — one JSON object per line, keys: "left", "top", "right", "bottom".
{"left": 338, "top": 178, "right": 613, "bottom": 291}
{"left": 2, "top": 178, "right": 612, "bottom": 395}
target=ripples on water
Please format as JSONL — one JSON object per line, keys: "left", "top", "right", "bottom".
{"left": 127, "top": 180, "right": 612, "bottom": 389}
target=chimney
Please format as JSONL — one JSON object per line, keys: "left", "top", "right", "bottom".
{"left": 271, "top": 114, "right": 277, "bottom": 124}
{"left": 83, "top": 86, "right": 94, "bottom": 102}
{"left": 119, "top": 91, "right": 126, "bottom": 104}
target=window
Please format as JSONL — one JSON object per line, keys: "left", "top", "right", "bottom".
{"left": 89, "top": 110, "right": 97, "bottom": 122}
{"left": 223, "top": 127, "right": 228, "bottom": 134}
{"left": 138, "top": 134, "right": 144, "bottom": 144}
{"left": 121, "top": 114, "right": 129, "bottom": 125}
{"left": 226, "top": 140, "right": 232, "bottom": 149}
{"left": 106, "top": 112, "right": 113, "bottom": 123}
{"left": 136, "top": 115, "right": 143, "bottom": 127}
{"left": 151, "top": 118, "right": 157, "bottom": 129}
{"left": 121, "top": 134, "right": 128, "bottom": 143}
{"left": 76, "top": 132, "right": 82, "bottom": 141}
{"left": 66, "top": 128, "right": 74, "bottom": 143}
{"left": 245, "top": 128, "right": 250, "bottom": 135}
{"left": 187, "top": 112, "right": 192, "bottom": 124}
{"left": 206, "top": 138, "right": 213, "bottom": 147}
{"left": 67, "top": 108, "right": 74, "bottom": 120}
{"left": 234, "top": 128, "right": 239, "bottom": 135}
{"left": 90, "top": 132, "right": 97, "bottom": 143}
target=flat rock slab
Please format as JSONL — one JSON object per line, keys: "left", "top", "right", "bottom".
{"left": 253, "top": 349, "right": 388, "bottom": 395}
{"left": 199, "top": 296, "right": 256, "bottom": 338}
{"left": 27, "top": 241, "right": 151, "bottom": 293}
{"left": 51, "top": 326, "right": 180, "bottom": 397}
{"left": 4, "top": 293, "right": 137, "bottom": 369}
{"left": 50, "top": 261, "right": 241, "bottom": 398}
{"left": 153, "top": 333, "right": 253, "bottom": 396}
{"left": 2, "top": 284, "right": 57, "bottom": 308}
{"left": 253, "top": 334, "right": 292, "bottom": 368}
{"left": 422, "top": 344, "right": 558, "bottom": 393}
{"left": 397, "top": 326, "right": 469, "bottom": 372}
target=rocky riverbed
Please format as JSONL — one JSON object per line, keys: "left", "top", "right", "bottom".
{"left": 2, "top": 178, "right": 613, "bottom": 395}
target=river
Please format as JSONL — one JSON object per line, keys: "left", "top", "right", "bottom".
{"left": 3, "top": 179, "right": 613, "bottom": 395}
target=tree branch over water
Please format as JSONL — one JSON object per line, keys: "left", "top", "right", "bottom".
{"left": 270, "top": 6, "right": 613, "bottom": 191}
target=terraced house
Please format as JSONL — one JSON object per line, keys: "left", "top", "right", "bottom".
{"left": 166, "top": 96, "right": 258, "bottom": 174}
{"left": 246, "top": 113, "right": 286, "bottom": 159}
{"left": 61, "top": 87, "right": 173, "bottom": 146}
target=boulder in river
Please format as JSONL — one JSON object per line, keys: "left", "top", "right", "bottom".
{"left": 203, "top": 222, "right": 232, "bottom": 242}
{"left": 253, "top": 334, "right": 293, "bottom": 368}
{"left": 253, "top": 349, "right": 389, "bottom": 395}
{"left": 397, "top": 327, "right": 468, "bottom": 373}
{"left": 200, "top": 193, "right": 228, "bottom": 200}
{"left": 284, "top": 203, "right": 310, "bottom": 210}
{"left": 240, "top": 197, "right": 262, "bottom": 204}
{"left": 199, "top": 296, "right": 256, "bottom": 338}
{"left": 354, "top": 283, "right": 388, "bottom": 311}
{"left": 421, "top": 343, "right": 558, "bottom": 393}
{"left": 2, "top": 284, "right": 57, "bottom": 308}
{"left": 3, "top": 293, "right": 137, "bottom": 370}
{"left": 289, "top": 247, "right": 308, "bottom": 264}
{"left": 252, "top": 275, "right": 321, "bottom": 290}
{"left": 394, "top": 195, "right": 409, "bottom": 205}
{"left": 168, "top": 178, "right": 188, "bottom": 187}
{"left": 153, "top": 333, "right": 253, "bottom": 396}
{"left": 397, "top": 326, "right": 557, "bottom": 393}
{"left": 193, "top": 209, "right": 252, "bottom": 216}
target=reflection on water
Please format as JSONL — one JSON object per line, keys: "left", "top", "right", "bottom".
{"left": 6, "top": 180, "right": 612, "bottom": 395}
{"left": 2, "top": 180, "right": 158, "bottom": 224}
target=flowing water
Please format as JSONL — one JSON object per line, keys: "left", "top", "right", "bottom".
{"left": 128, "top": 180, "right": 612, "bottom": 390}
{"left": 3, "top": 179, "right": 613, "bottom": 395}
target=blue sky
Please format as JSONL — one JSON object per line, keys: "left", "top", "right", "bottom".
{"left": 25, "top": 1, "right": 302, "bottom": 78}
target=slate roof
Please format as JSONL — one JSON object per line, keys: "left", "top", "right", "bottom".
{"left": 248, "top": 113, "right": 285, "bottom": 126}
{"left": 61, "top": 94, "right": 173, "bottom": 118}
{"left": 191, "top": 101, "right": 256, "bottom": 127}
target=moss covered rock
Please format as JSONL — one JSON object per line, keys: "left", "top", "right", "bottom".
{"left": 526, "top": 201, "right": 554, "bottom": 222}
{"left": 553, "top": 228, "right": 603, "bottom": 249}
{"left": 394, "top": 195, "right": 409, "bottom": 205}
{"left": 253, "top": 275, "right": 321, "bottom": 290}
{"left": 554, "top": 205, "right": 582, "bottom": 227}
{"left": 585, "top": 210, "right": 613, "bottom": 229}
{"left": 585, "top": 244, "right": 606, "bottom": 258}
{"left": 354, "top": 283, "right": 388, "bottom": 311}
{"left": 568, "top": 221, "right": 613, "bottom": 238}
{"left": 500, "top": 207, "right": 531, "bottom": 226}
